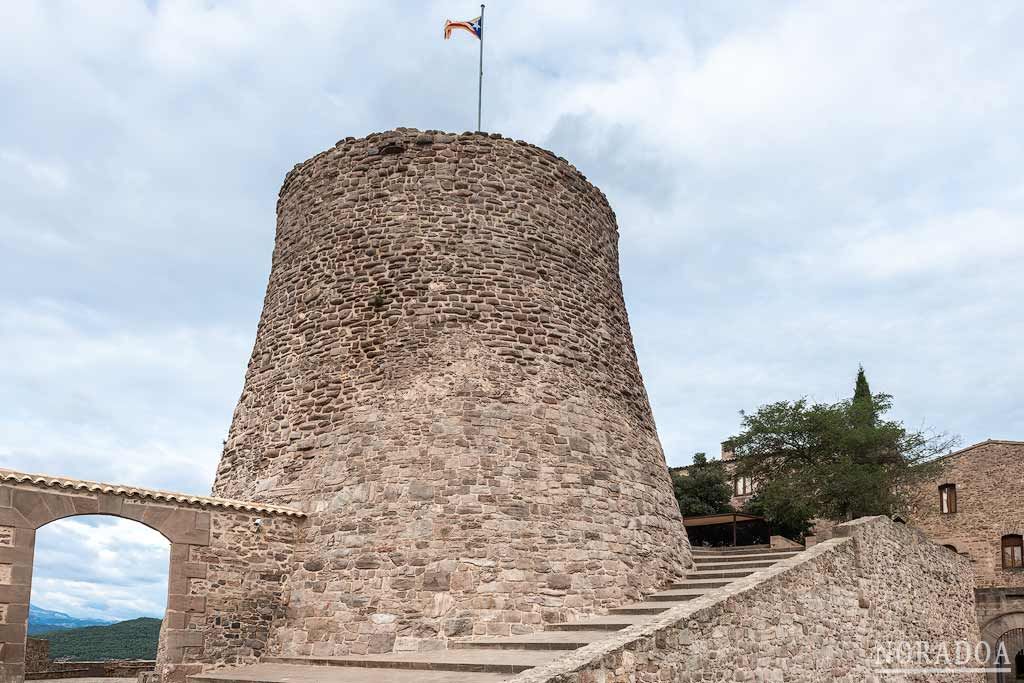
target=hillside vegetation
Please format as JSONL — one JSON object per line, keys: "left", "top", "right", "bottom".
{"left": 35, "top": 617, "right": 161, "bottom": 660}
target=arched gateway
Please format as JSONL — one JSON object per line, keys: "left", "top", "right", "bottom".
{"left": 981, "top": 613, "right": 1024, "bottom": 683}
{"left": 0, "top": 469, "right": 304, "bottom": 683}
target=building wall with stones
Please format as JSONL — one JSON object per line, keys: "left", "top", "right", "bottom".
{"left": 905, "top": 439, "right": 1024, "bottom": 682}
{"left": 214, "top": 128, "right": 692, "bottom": 656}
{"left": 907, "top": 440, "right": 1024, "bottom": 588}
{"left": 171, "top": 511, "right": 302, "bottom": 679}
{"left": 510, "top": 516, "right": 982, "bottom": 683}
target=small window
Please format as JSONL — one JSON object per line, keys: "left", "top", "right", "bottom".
{"left": 942, "top": 544, "right": 958, "bottom": 553}
{"left": 939, "top": 484, "right": 957, "bottom": 514}
{"left": 1002, "top": 535, "right": 1024, "bottom": 569}
{"left": 734, "top": 475, "right": 752, "bottom": 497}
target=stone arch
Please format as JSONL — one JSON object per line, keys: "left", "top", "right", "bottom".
{"left": 930, "top": 536, "right": 968, "bottom": 557}
{"left": 982, "top": 612, "right": 1024, "bottom": 642}
{"left": 5, "top": 484, "right": 212, "bottom": 545}
{"left": 30, "top": 512, "right": 172, "bottom": 673}
{"left": 980, "top": 612, "right": 1024, "bottom": 683}
{"left": 37, "top": 508, "right": 175, "bottom": 543}
{"left": 0, "top": 470, "right": 304, "bottom": 683}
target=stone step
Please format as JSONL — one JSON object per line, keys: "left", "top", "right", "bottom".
{"left": 646, "top": 588, "right": 713, "bottom": 601}
{"left": 187, "top": 545, "right": 809, "bottom": 683}
{"left": 608, "top": 603, "right": 675, "bottom": 615}
{"left": 691, "top": 543, "right": 770, "bottom": 551}
{"left": 451, "top": 630, "right": 612, "bottom": 650}
{"left": 669, "top": 578, "right": 733, "bottom": 590}
{"left": 190, "top": 663, "right": 512, "bottom": 683}
{"left": 189, "top": 546, "right": 805, "bottom": 683}
{"left": 691, "top": 560, "right": 780, "bottom": 571}
{"left": 686, "top": 568, "right": 756, "bottom": 579}
{"left": 545, "top": 614, "right": 652, "bottom": 631}
{"left": 691, "top": 545, "right": 797, "bottom": 556}
{"left": 693, "top": 552, "right": 799, "bottom": 563}
{"left": 264, "top": 649, "right": 556, "bottom": 675}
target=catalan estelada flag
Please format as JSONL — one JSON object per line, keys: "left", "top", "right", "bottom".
{"left": 444, "top": 15, "right": 482, "bottom": 40}
{"left": 444, "top": 5, "right": 486, "bottom": 132}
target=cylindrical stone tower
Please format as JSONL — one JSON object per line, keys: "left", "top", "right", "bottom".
{"left": 214, "top": 128, "right": 690, "bottom": 655}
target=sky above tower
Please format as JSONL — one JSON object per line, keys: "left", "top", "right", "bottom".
{"left": 1, "top": 1, "right": 1022, "bottom": 620}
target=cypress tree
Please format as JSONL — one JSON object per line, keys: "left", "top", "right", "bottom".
{"left": 853, "top": 365, "right": 871, "bottom": 404}
{"left": 851, "top": 364, "right": 875, "bottom": 428}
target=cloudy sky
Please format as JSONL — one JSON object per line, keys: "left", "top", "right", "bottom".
{"left": 33, "top": 516, "right": 170, "bottom": 622}
{"left": 2, "top": 1, "right": 1022, "bottom": 621}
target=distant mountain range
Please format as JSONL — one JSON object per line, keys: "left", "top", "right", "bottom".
{"left": 28, "top": 605, "right": 115, "bottom": 635}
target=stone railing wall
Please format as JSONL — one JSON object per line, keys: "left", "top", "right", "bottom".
{"left": 511, "top": 516, "right": 982, "bottom": 683}
{"left": 25, "top": 660, "right": 153, "bottom": 680}
{"left": 22, "top": 640, "right": 48, "bottom": 674}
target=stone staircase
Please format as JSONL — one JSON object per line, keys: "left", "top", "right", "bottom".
{"left": 190, "top": 545, "right": 801, "bottom": 683}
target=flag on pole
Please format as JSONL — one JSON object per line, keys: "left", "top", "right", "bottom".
{"left": 444, "top": 15, "right": 482, "bottom": 40}
{"left": 443, "top": 6, "right": 486, "bottom": 132}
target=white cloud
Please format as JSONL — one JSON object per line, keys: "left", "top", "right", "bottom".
{"left": 560, "top": 2, "right": 1019, "bottom": 168}
{"left": 0, "top": 301, "right": 247, "bottom": 492}
{"left": 838, "top": 208, "right": 1024, "bottom": 279}
{"left": 32, "top": 516, "right": 169, "bottom": 622}
{"left": 0, "top": 150, "right": 70, "bottom": 192}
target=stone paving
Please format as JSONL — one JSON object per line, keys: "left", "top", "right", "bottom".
{"left": 194, "top": 666, "right": 511, "bottom": 683}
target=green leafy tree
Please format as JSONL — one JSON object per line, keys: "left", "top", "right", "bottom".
{"left": 672, "top": 452, "right": 734, "bottom": 517}
{"left": 742, "top": 483, "right": 815, "bottom": 541}
{"left": 731, "top": 367, "right": 955, "bottom": 535}
{"left": 39, "top": 618, "right": 161, "bottom": 660}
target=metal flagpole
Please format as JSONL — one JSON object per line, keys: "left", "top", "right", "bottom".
{"left": 477, "top": 4, "right": 485, "bottom": 132}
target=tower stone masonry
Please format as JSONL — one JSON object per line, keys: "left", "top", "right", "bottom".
{"left": 214, "top": 128, "right": 691, "bottom": 655}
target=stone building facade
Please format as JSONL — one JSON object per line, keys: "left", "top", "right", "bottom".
{"left": 213, "top": 129, "right": 691, "bottom": 655}
{"left": 906, "top": 439, "right": 1024, "bottom": 681}
{"left": 908, "top": 440, "right": 1024, "bottom": 587}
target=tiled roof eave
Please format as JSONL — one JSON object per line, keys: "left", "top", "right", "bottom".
{"left": 0, "top": 468, "right": 306, "bottom": 518}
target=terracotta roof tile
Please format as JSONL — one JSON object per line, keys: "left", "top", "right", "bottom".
{"left": 0, "top": 468, "right": 305, "bottom": 518}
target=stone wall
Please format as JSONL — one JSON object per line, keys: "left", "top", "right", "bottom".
{"left": 22, "top": 640, "right": 46, "bottom": 674}
{"left": 214, "top": 128, "right": 691, "bottom": 655}
{"left": 0, "top": 470, "right": 305, "bottom": 683}
{"left": 180, "top": 512, "right": 300, "bottom": 675}
{"left": 510, "top": 516, "right": 982, "bottom": 683}
{"left": 25, "top": 660, "right": 153, "bottom": 680}
{"left": 907, "top": 440, "right": 1024, "bottom": 588}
